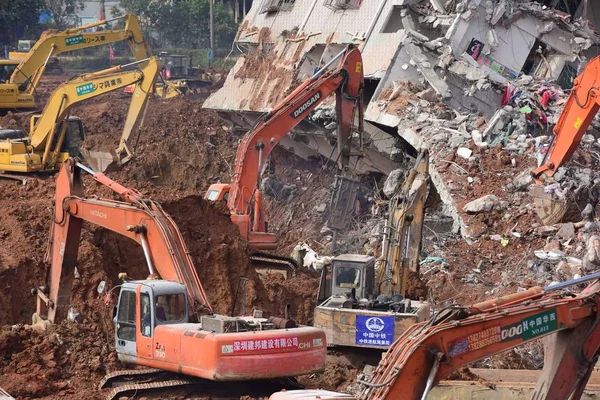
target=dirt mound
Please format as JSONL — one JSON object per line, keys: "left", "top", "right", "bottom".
{"left": 161, "top": 196, "right": 266, "bottom": 314}
{"left": 262, "top": 272, "right": 321, "bottom": 325}
{"left": 0, "top": 321, "right": 119, "bottom": 399}
{"left": 83, "top": 94, "right": 236, "bottom": 197}
{"left": 297, "top": 361, "right": 358, "bottom": 392}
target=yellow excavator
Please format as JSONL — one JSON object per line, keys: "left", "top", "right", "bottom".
{"left": 0, "top": 56, "right": 160, "bottom": 173}
{"left": 0, "top": 14, "right": 176, "bottom": 110}
{"left": 313, "top": 150, "right": 431, "bottom": 349}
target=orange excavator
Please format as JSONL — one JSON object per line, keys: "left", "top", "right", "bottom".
{"left": 270, "top": 272, "right": 600, "bottom": 399}
{"left": 531, "top": 56, "right": 600, "bottom": 224}
{"left": 33, "top": 158, "right": 326, "bottom": 398}
{"left": 205, "top": 44, "right": 364, "bottom": 268}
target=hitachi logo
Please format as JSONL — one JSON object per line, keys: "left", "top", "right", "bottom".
{"left": 90, "top": 210, "right": 108, "bottom": 219}
{"left": 291, "top": 91, "right": 321, "bottom": 118}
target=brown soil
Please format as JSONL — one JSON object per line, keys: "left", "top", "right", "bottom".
{"left": 0, "top": 75, "right": 327, "bottom": 399}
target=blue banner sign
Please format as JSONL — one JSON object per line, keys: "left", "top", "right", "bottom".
{"left": 356, "top": 315, "right": 394, "bottom": 347}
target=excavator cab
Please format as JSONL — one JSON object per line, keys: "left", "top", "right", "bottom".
{"left": 0, "top": 116, "right": 84, "bottom": 173}
{"left": 315, "top": 254, "right": 430, "bottom": 349}
{"left": 328, "top": 255, "right": 375, "bottom": 300}
{"left": 31, "top": 115, "right": 85, "bottom": 159}
{"left": 0, "top": 61, "right": 17, "bottom": 84}
{"left": 115, "top": 280, "right": 189, "bottom": 361}
{"left": 205, "top": 183, "right": 229, "bottom": 202}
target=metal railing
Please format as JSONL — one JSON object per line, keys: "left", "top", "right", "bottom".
{"left": 324, "top": 0, "right": 362, "bottom": 10}
{"left": 260, "top": 0, "right": 295, "bottom": 13}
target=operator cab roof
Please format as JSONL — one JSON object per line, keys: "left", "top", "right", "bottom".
{"left": 126, "top": 280, "right": 186, "bottom": 295}
{"left": 0, "top": 129, "right": 25, "bottom": 140}
{"left": 333, "top": 254, "right": 374, "bottom": 263}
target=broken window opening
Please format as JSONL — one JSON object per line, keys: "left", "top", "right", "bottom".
{"left": 382, "top": 6, "right": 404, "bottom": 33}
{"left": 521, "top": 39, "right": 548, "bottom": 76}
{"left": 324, "top": 0, "right": 362, "bottom": 11}
{"left": 259, "top": 0, "right": 295, "bottom": 14}
{"left": 556, "top": 61, "right": 578, "bottom": 89}
{"left": 363, "top": 78, "right": 379, "bottom": 105}
{"left": 532, "top": 0, "right": 582, "bottom": 16}
{"left": 555, "top": 0, "right": 583, "bottom": 16}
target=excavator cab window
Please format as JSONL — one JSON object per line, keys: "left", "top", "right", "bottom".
{"left": 140, "top": 292, "right": 152, "bottom": 337}
{"left": 33, "top": 115, "right": 85, "bottom": 159}
{"left": 0, "top": 63, "right": 16, "bottom": 84}
{"left": 155, "top": 293, "right": 186, "bottom": 323}
{"left": 117, "top": 290, "right": 137, "bottom": 342}
{"left": 205, "top": 189, "right": 221, "bottom": 201}
{"left": 336, "top": 267, "right": 361, "bottom": 289}
{"left": 61, "top": 119, "right": 85, "bottom": 157}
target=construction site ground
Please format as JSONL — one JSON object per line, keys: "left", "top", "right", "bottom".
{"left": 0, "top": 74, "right": 584, "bottom": 399}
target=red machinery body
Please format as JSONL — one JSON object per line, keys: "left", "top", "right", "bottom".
{"left": 270, "top": 276, "right": 600, "bottom": 399}
{"left": 34, "top": 159, "right": 326, "bottom": 381}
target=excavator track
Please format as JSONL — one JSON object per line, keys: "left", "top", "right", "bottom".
{"left": 0, "top": 173, "right": 28, "bottom": 185}
{"left": 104, "top": 378, "right": 198, "bottom": 400}
{"left": 250, "top": 251, "right": 298, "bottom": 279}
{"left": 101, "top": 369, "right": 199, "bottom": 400}
{"left": 101, "top": 369, "right": 303, "bottom": 400}
{"left": 99, "top": 368, "right": 162, "bottom": 389}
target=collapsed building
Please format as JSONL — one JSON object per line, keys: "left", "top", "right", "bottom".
{"left": 203, "top": 0, "right": 600, "bottom": 238}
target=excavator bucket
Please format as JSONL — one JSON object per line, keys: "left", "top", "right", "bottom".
{"left": 530, "top": 183, "right": 568, "bottom": 225}
{"left": 79, "top": 149, "right": 121, "bottom": 173}
{"left": 155, "top": 81, "right": 186, "bottom": 98}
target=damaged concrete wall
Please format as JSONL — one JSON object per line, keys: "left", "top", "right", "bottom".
{"left": 447, "top": 2, "right": 535, "bottom": 76}
{"left": 206, "top": 0, "right": 600, "bottom": 239}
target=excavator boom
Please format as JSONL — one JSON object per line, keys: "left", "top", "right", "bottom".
{"left": 271, "top": 274, "right": 600, "bottom": 399}
{"left": 531, "top": 56, "right": 600, "bottom": 224}
{"left": 207, "top": 44, "right": 363, "bottom": 249}
{"left": 2, "top": 14, "right": 150, "bottom": 109}
{"left": 34, "top": 158, "right": 326, "bottom": 391}
{"left": 532, "top": 56, "right": 600, "bottom": 180}
{"left": 38, "top": 158, "right": 211, "bottom": 322}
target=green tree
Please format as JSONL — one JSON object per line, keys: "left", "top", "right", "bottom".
{"left": 43, "top": 0, "right": 85, "bottom": 30}
{"left": 115, "top": 0, "right": 238, "bottom": 51}
{"left": 0, "top": 0, "right": 43, "bottom": 45}
{"left": 112, "top": 0, "right": 164, "bottom": 38}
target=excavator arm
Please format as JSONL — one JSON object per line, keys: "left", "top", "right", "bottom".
{"left": 29, "top": 56, "right": 160, "bottom": 170}
{"left": 224, "top": 45, "right": 363, "bottom": 246}
{"left": 378, "top": 150, "right": 429, "bottom": 298}
{"left": 35, "top": 158, "right": 212, "bottom": 323}
{"left": 532, "top": 56, "right": 600, "bottom": 180}
{"left": 271, "top": 276, "right": 600, "bottom": 399}
{"left": 360, "top": 281, "right": 600, "bottom": 399}
{"left": 10, "top": 14, "right": 150, "bottom": 95}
